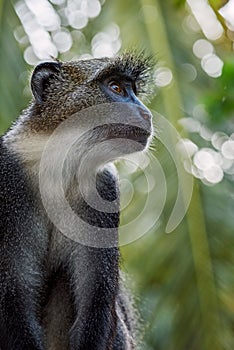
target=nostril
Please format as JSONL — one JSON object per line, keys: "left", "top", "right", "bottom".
{"left": 141, "top": 111, "right": 151, "bottom": 121}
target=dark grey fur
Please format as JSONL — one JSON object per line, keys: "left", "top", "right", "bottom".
{"left": 0, "top": 53, "right": 153, "bottom": 350}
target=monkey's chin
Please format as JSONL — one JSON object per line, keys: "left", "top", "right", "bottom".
{"left": 105, "top": 124, "right": 152, "bottom": 148}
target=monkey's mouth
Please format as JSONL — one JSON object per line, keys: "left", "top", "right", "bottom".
{"left": 105, "top": 124, "right": 151, "bottom": 146}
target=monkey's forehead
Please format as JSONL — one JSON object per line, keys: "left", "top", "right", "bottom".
{"left": 61, "top": 53, "right": 152, "bottom": 83}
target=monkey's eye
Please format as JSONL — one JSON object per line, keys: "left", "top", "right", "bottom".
{"left": 109, "top": 81, "right": 125, "bottom": 95}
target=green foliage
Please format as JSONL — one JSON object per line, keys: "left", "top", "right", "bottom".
{"left": 0, "top": 0, "right": 29, "bottom": 134}
{"left": 203, "top": 60, "right": 234, "bottom": 124}
{"left": 171, "top": 0, "right": 186, "bottom": 8}
{"left": 209, "top": 0, "right": 229, "bottom": 10}
{"left": 0, "top": 1, "right": 233, "bottom": 350}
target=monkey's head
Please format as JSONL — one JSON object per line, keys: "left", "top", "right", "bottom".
{"left": 12, "top": 53, "right": 153, "bottom": 165}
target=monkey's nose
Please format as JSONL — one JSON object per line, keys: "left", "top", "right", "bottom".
{"left": 136, "top": 104, "right": 152, "bottom": 121}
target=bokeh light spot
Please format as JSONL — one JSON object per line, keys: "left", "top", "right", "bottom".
{"left": 177, "top": 138, "right": 198, "bottom": 157}
{"left": 194, "top": 149, "right": 215, "bottom": 170}
{"left": 85, "top": 0, "right": 101, "bottom": 18}
{"left": 204, "top": 165, "right": 224, "bottom": 184}
{"left": 187, "top": 0, "right": 223, "bottom": 41}
{"left": 211, "top": 132, "right": 229, "bottom": 150}
{"left": 179, "top": 117, "right": 200, "bottom": 133}
{"left": 221, "top": 140, "right": 234, "bottom": 160}
{"left": 193, "top": 39, "right": 214, "bottom": 59}
{"left": 24, "top": 45, "right": 39, "bottom": 65}
{"left": 154, "top": 67, "right": 173, "bottom": 87}
{"left": 201, "top": 53, "right": 224, "bottom": 78}
{"left": 181, "top": 63, "right": 197, "bottom": 82}
{"left": 52, "top": 30, "right": 72, "bottom": 53}
{"left": 68, "top": 10, "right": 88, "bottom": 29}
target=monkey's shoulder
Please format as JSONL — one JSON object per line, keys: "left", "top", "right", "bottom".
{"left": 0, "top": 138, "right": 27, "bottom": 193}
{"left": 0, "top": 138, "right": 38, "bottom": 228}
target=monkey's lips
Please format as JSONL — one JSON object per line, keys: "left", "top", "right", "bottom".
{"left": 105, "top": 124, "right": 151, "bottom": 146}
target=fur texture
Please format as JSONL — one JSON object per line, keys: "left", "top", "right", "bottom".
{"left": 0, "top": 53, "right": 153, "bottom": 350}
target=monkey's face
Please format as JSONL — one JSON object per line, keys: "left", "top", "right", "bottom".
{"left": 29, "top": 53, "right": 153, "bottom": 158}
{"left": 98, "top": 75, "right": 152, "bottom": 147}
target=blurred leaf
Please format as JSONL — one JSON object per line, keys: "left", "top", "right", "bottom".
{"left": 208, "top": 0, "right": 229, "bottom": 10}
{"left": 0, "top": 0, "right": 29, "bottom": 134}
{"left": 171, "top": 0, "right": 186, "bottom": 8}
{"left": 203, "top": 60, "right": 234, "bottom": 124}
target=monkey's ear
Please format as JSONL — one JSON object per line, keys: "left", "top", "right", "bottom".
{"left": 31, "top": 61, "right": 62, "bottom": 104}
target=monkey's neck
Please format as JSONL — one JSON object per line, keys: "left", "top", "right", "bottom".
{"left": 3, "top": 124, "right": 113, "bottom": 199}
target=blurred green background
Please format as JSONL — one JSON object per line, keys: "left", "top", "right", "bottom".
{"left": 0, "top": 0, "right": 234, "bottom": 349}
